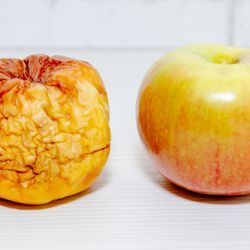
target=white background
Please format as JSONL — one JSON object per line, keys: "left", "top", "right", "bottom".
{"left": 0, "top": 0, "right": 250, "bottom": 48}
{"left": 1, "top": 1, "right": 250, "bottom": 250}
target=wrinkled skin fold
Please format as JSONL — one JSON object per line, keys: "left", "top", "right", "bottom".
{"left": 0, "top": 55, "right": 110, "bottom": 204}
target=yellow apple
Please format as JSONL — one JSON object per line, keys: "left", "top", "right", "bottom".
{"left": 137, "top": 44, "right": 250, "bottom": 195}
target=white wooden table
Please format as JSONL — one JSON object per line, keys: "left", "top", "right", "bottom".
{"left": 0, "top": 48, "right": 250, "bottom": 250}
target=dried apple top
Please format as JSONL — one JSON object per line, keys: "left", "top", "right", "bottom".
{"left": 0, "top": 54, "right": 107, "bottom": 101}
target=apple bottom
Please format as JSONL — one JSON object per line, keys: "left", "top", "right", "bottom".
{"left": 152, "top": 154, "right": 250, "bottom": 196}
{"left": 0, "top": 147, "right": 110, "bottom": 205}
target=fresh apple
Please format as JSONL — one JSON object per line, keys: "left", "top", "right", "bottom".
{"left": 137, "top": 44, "right": 250, "bottom": 195}
{"left": 0, "top": 55, "right": 110, "bottom": 204}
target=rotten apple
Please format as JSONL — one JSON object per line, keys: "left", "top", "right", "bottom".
{"left": 0, "top": 54, "right": 110, "bottom": 204}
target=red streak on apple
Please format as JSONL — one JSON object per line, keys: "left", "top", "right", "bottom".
{"left": 214, "top": 146, "right": 220, "bottom": 186}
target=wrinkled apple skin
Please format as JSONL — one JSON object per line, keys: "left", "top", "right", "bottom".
{"left": 137, "top": 44, "right": 250, "bottom": 195}
{"left": 0, "top": 55, "right": 110, "bottom": 204}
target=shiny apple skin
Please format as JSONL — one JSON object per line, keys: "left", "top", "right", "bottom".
{"left": 137, "top": 44, "right": 250, "bottom": 195}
